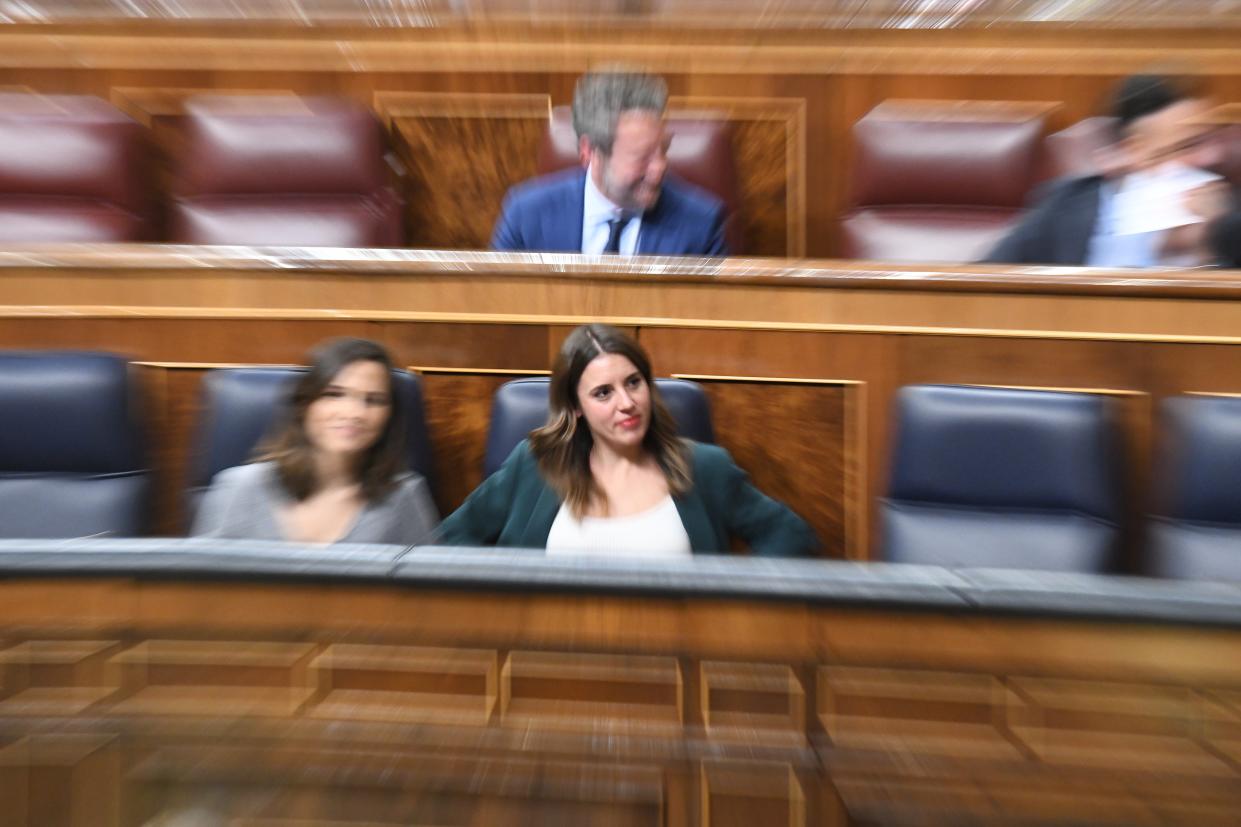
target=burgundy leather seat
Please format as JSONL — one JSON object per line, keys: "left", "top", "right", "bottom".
{"left": 841, "top": 103, "right": 1047, "bottom": 263}
{"left": 1047, "top": 116, "right": 1241, "bottom": 186}
{"left": 169, "top": 96, "right": 402, "bottom": 247}
{"left": 537, "top": 105, "right": 743, "bottom": 252}
{"left": 0, "top": 94, "right": 149, "bottom": 243}
{"left": 1044, "top": 116, "right": 1115, "bottom": 180}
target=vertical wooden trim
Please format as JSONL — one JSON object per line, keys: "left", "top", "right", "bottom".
{"left": 843, "top": 381, "right": 868, "bottom": 561}
{"left": 670, "top": 96, "right": 808, "bottom": 256}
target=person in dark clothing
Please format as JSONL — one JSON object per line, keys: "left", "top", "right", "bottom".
{"left": 984, "top": 75, "right": 1234, "bottom": 268}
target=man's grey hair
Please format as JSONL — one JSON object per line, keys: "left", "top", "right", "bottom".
{"left": 572, "top": 71, "right": 668, "bottom": 155}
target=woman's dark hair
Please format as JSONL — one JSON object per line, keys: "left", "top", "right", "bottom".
{"left": 529, "top": 324, "right": 691, "bottom": 516}
{"left": 258, "top": 337, "right": 407, "bottom": 503}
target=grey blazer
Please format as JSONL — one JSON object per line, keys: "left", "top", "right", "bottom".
{"left": 191, "top": 461, "right": 439, "bottom": 545}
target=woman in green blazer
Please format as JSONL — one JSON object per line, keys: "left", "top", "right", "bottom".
{"left": 439, "top": 324, "right": 817, "bottom": 557}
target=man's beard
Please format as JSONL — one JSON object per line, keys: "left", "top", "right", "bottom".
{"left": 602, "top": 169, "right": 659, "bottom": 213}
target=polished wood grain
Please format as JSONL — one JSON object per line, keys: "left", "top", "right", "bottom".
{"left": 730, "top": 118, "right": 793, "bottom": 258}
{"left": 671, "top": 96, "right": 806, "bottom": 257}
{"left": 376, "top": 93, "right": 551, "bottom": 250}
{"left": 5, "top": 0, "right": 1240, "bottom": 29}
{"left": 2, "top": 573, "right": 1241, "bottom": 824}
{"left": 678, "top": 377, "right": 853, "bottom": 558}
{"left": 135, "top": 364, "right": 208, "bottom": 535}
{"left": 418, "top": 371, "right": 529, "bottom": 513}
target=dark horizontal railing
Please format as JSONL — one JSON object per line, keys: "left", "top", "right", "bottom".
{"left": 2, "top": 538, "right": 1240, "bottom": 628}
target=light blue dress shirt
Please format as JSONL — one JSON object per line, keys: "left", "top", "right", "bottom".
{"left": 581, "top": 167, "right": 642, "bottom": 256}
{"left": 1084, "top": 181, "right": 1160, "bottom": 268}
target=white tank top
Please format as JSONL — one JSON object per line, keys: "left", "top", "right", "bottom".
{"left": 545, "top": 496, "right": 692, "bottom": 559}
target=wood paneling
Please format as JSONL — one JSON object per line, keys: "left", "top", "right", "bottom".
{"left": 676, "top": 376, "right": 855, "bottom": 558}
{"left": 418, "top": 370, "right": 541, "bottom": 512}
{"left": 731, "top": 118, "right": 795, "bottom": 257}
{"left": 136, "top": 364, "right": 208, "bottom": 535}
{"left": 375, "top": 92, "right": 551, "bottom": 250}
{"left": 671, "top": 96, "right": 806, "bottom": 257}
{"left": 3, "top": 575, "right": 1241, "bottom": 824}
{"left": 702, "top": 762, "right": 805, "bottom": 827}
{"left": 5, "top": 0, "right": 1238, "bottom": 29}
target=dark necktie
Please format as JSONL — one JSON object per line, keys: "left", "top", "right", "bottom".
{"left": 602, "top": 212, "right": 633, "bottom": 255}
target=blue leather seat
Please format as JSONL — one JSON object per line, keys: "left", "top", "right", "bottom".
{"left": 483, "top": 377, "right": 715, "bottom": 477}
{"left": 880, "top": 384, "right": 1122, "bottom": 572}
{"left": 1146, "top": 395, "right": 1241, "bottom": 581}
{"left": 0, "top": 351, "right": 148, "bottom": 538}
{"left": 187, "top": 367, "right": 435, "bottom": 522}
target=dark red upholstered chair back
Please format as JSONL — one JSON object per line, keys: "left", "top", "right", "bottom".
{"left": 1044, "top": 116, "right": 1115, "bottom": 180}
{"left": 537, "top": 105, "right": 742, "bottom": 252}
{"left": 0, "top": 94, "right": 150, "bottom": 243}
{"left": 842, "top": 101, "right": 1049, "bottom": 263}
{"left": 1047, "top": 116, "right": 1241, "bottom": 186}
{"left": 169, "top": 96, "right": 402, "bottom": 247}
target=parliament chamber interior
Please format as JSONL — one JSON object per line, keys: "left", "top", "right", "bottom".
{"left": 2, "top": 0, "right": 1241, "bottom": 824}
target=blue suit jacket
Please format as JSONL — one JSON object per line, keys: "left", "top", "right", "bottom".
{"left": 492, "top": 168, "right": 728, "bottom": 256}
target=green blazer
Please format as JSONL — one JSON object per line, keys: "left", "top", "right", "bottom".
{"left": 439, "top": 440, "right": 818, "bottom": 557}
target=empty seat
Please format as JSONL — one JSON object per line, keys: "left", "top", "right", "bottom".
{"left": 0, "top": 351, "right": 148, "bottom": 538}
{"left": 1146, "top": 395, "right": 1241, "bottom": 581}
{"left": 483, "top": 377, "right": 715, "bottom": 477}
{"left": 186, "top": 367, "right": 434, "bottom": 523}
{"left": 880, "top": 384, "right": 1122, "bottom": 572}
{"left": 841, "top": 101, "right": 1048, "bottom": 262}
{"left": 537, "top": 105, "right": 743, "bottom": 252}
{"left": 0, "top": 93, "right": 150, "bottom": 242}
{"left": 169, "top": 96, "right": 403, "bottom": 247}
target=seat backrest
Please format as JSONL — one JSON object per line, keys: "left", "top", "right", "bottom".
{"left": 1047, "top": 116, "right": 1241, "bottom": 188}
{"left": 187, "top": 367, "right": 434, "bottom": 522}
{"left": 1146, "top": 395, "right": 1241, "bottom": 581}
{"left": 536, "top": 105, "right": 743, "bottom": 252}
{"left": 483, "top": 377, "right": 715, "bottom": 477}
{"left": 0, "top": 93, "right": 149, "bottom": 242}
{"left": 1044, "top": 116, "right": 1115, "bottom": 180}
{"left": 881, "top": 384, "right": 1122, "bottom": 573}
{"left": 842, "top": 101, "right": 1048, "bottom": 262}
{"left": 0, "top": 351, "right": 148, "bottom": 538}
{"left": 169, "top": 96, "right": 403, "bottom": 247}
{"left": 1216, "top": 123, "right": 1241, "bottom": 189}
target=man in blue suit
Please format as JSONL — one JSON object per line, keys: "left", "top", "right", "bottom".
{"left": 492, "top": 71, "right": 728, "bottom": 257}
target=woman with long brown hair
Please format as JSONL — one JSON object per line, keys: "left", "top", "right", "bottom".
{"left": 193, "top": 337, "right": 438, "bottom": 545}
{"left": 440, "top": 324, "right": 816, "bottom": 556}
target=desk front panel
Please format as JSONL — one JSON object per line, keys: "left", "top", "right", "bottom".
{"left": 2, "top": 554, "right": 1241, "bottom": 826}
